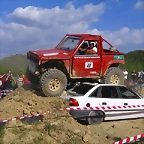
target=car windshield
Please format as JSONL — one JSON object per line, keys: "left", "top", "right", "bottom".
{"left": 67, "top": 84, "right": 94, "bottom": 96}
{"left": 57, "top": 36, "right": 80, "bottom": 51}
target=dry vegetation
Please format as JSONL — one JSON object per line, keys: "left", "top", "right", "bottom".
{"left": 0, "top": 86, "right": 144, "bottom": 144}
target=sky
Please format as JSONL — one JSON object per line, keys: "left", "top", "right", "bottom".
{"left": 0, "top": 0, "right": 144, "bottom": 59}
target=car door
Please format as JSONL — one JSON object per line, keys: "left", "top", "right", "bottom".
{"left": 98, "top": 86, "right": 124, "bottom": 121}
{"left": 72, "top": 40, "right": 101, "bottom": 77}
{"left": 117, "top": 86, "right": 144, "bottom": 119}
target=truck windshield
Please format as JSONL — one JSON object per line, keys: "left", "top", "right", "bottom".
{"left": 57, "top": 36, "right": 80, "bottom": 51}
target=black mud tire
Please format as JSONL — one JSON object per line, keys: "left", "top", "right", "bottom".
{"left": 26, "top": 66, "right": 39, "bottom": 85}
{"left": 103, "top": 67, "right": 124, "bottom": 85}
{"left": 40, "top": 69, "right": 67, "bottom": 97}
{"left": 87, "top": 111, "right": 104, "bottom": 125}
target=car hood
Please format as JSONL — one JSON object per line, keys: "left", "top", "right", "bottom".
{"left": 30, "top": 48, "right": 72, "bottom": 59}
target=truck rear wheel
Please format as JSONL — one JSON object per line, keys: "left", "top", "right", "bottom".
{"left": 40, "top": 69, "right": 67, "bottom": 97}
{"left": 104, "top": 67, "right": 124, "bottom": 85}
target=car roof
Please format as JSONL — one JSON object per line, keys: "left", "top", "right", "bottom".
{"left": 82, "top": 82, "right": 99, "bottom": 86}
{"left": 81, "top": 82, "right": 125, "bottom": 87}
{"left": 67, "top": 34, "right": 101, "bottom": 37}
{"left": 98, "top": 84, "right": 125, "bottom": 87}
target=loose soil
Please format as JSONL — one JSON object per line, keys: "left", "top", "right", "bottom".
{"left": 0, "top": 85, "right": 144, "bottom": 144}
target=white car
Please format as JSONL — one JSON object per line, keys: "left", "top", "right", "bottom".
{"left": 67, "top": 83, "right": 144, "bottom": 125}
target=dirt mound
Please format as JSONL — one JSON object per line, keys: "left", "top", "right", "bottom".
{"left": 0, "top": 86, "right": 144, "bottom": 144}
{"left": 0, "top": 87, "right": 68, "bottom": 120}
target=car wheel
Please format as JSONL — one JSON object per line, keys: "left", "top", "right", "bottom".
{"left": 87, "top": 111, "right": 104, "bottom": 125}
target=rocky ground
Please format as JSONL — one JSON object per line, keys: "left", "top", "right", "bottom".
{"left": 0, "top": 86, "right": 144, "bottom": 144}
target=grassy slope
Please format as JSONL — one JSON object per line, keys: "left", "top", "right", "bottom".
{"left": 120, "top": 50, "right": 144, "bottom": 72}
{"left": 0, "top": 50, "right": 143, "bottom": 75}
{"left": 0, "top": 54, "right": 28, "bottom": 75}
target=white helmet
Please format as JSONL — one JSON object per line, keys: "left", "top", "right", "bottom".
{"left": 90, "top": 42, "right": 96, "bottom": 46}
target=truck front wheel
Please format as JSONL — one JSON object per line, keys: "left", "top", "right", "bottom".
{"left": 40, "top": 69, "right": 67, "bottom": 97}
{"left": 104, "top": 67, "right": 124, "bottom": 85}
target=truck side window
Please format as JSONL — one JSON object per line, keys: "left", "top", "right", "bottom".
{"left": 102, "top": 41, "right": 111, "bottom": 52}
{"left": 76, "top": 40, "right": 98, "bottom": 55}
{"left": 102, "top": 40, "right": 117, "bottom": 52}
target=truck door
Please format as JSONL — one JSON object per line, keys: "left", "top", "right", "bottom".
{"left": 72, "top": 40, "right": 101, "bottom": 78}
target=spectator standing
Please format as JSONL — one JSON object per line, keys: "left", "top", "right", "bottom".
{"left": 0, "top": 74, "right": 6, "bottom": 90}
{"left": 0, "top": 74, "right": 6, "bottom": 89}
{"left": 17, "top": 73, "right": 24, "bottom": 87}
{"left": 0, "top": 75, "right": 3, "bottom": 89}
{"left": 138, "top": 69, "right": 143, "bottom": 78}
{"left": 131, "top": 69, "right": 137, "bottom": 83}
{"left": 4, "top": 73, "right": 15, "bottom": 90}
{"left": 123, "top": 69, "right": 128, "bottom": 86}
{"left": 137, "top": 74, "right": 143, "bottom": 95}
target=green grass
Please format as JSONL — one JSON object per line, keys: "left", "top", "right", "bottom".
{"left": 44, "top": 122, "right": 57, "bottom": 136}
{"left": 11, "top": 126, "right": 27, "bottom": 135}
{"left": 120, "top": 50, "right": 144, "bottom": 73}
{"left": 0, "top": 69, "right": 27, "bottom": 77}
{"left": 0, "top": 127, "right": 5, "bottom": 144}
{"left": 0, "top": 54, "right": 27, "bottom": 76}
{"left": 33, "top": 136, "right": 44, "bottom": 144}
{"left": 64, "top": 137, "right": 82, "bottom": 144}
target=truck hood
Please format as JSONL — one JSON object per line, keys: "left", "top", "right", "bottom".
{"left": 30, "top": 48, "right": 72, "bottom": 59}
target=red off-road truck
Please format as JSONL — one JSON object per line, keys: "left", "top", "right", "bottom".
{"left": 26, "top": 34, "right": 125, "bottom": 97}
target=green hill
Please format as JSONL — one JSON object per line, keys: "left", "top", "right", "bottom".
{"left": 0, "top": 50, "right": 144, "bottom": 76}
{"left": 120, "top": 50, "right": 144, "bottom": 73}
{"left": 0, "top": 54, "right": 28, "bottom": 75}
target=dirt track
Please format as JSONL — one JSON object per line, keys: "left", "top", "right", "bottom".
{"left": 0, "top": 86, "right": 144, "bottom": 144}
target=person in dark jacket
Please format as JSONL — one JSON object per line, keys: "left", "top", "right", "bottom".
{"left": 4, "top": 74, "right": 15, "bottom": 90}
{"left": 131, "top": 69, "right": 137, "bottom": 84}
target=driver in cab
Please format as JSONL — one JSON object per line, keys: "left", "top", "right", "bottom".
{"left": 85, "top": 42, "right": 97, "bottom": 55}
{"left": 79, "top": 41, "right": 97, "bottom": 55}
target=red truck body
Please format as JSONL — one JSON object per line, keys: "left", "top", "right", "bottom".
{"left": 27, "top": 34, "right": 125, "bottom": 96}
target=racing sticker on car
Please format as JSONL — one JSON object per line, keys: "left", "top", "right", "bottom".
{"left": 85, "top": 62, "right": 93, "bottom": 69}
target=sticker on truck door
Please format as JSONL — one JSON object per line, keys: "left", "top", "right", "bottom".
{"left": 85, "top": 62, "right": 93, "bottom": 69}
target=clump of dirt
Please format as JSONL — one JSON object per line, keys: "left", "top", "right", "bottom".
{"left": 0, "top": 86, "right": 144, "bottom": 144}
